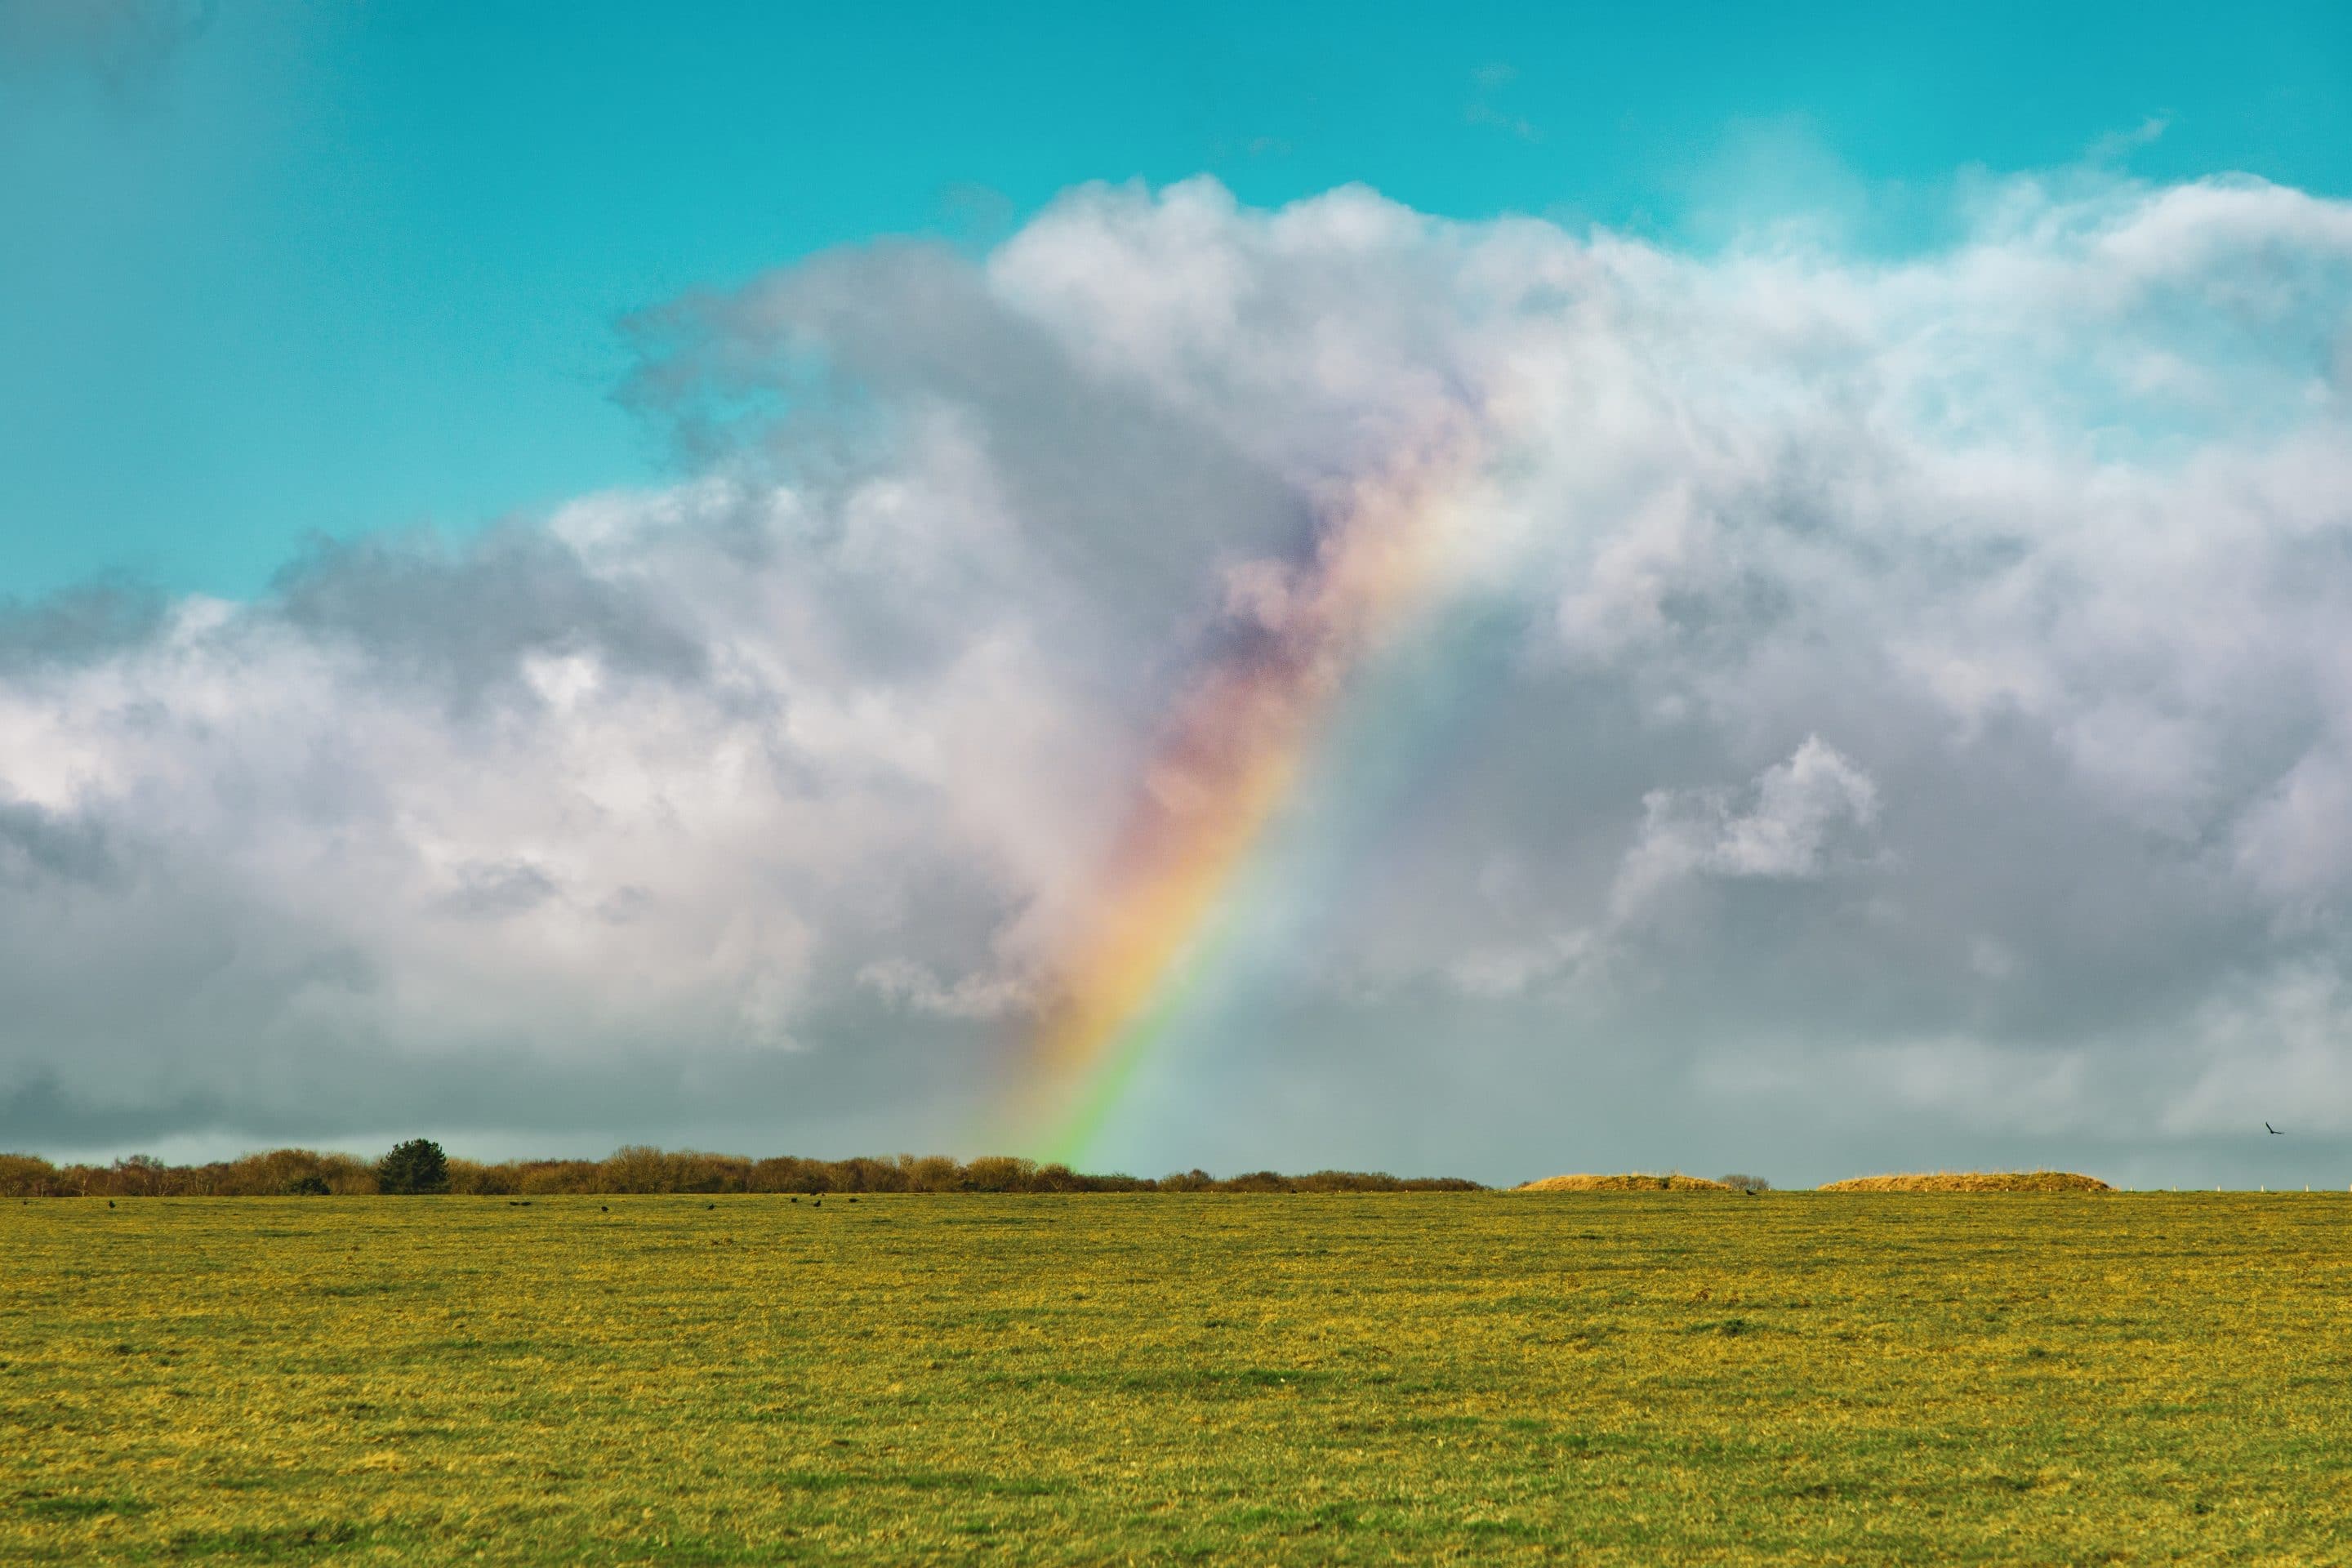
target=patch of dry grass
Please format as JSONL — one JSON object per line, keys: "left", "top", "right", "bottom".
{"left": 1516, "top": 1172, "right": 1735, "bottom": 1192}
{"left": 1817, "top": 1170, "right": 2112, "bottom": 1193}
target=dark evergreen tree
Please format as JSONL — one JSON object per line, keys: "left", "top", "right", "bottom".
{"left": 376, "top": 1138, "right": 449, "bottom": 1195}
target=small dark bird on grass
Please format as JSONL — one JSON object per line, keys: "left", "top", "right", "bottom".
{"left": 2267, "top": 1122, "right": 2286, "bottom": 1134}
{"left": 600, "top": 1205, "right": 608, "bottom": 1212}
{"left": 108, "top": 1200, "right": 115, "bottom": 1209}
{"left": 813, "top": 1198, "right": 822, "bottom": 1209}
{"left": 790, "top": 1196, "right": 799, "bottom": 1204}
{"left": 849, "top": 1196, "right": 858, "bottom": 1204}
{"left": 705, "top": 1201, "right": 716, "bottom": 1210}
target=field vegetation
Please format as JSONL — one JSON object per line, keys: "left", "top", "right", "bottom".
{"left": 6, "top": 1190, "right": 2350, "bottom": 1563}
{"left": 0, "top": 1148, "right": 2123, "bottom": 1200}
{"left": 0, "top": 1147, "right": 1481, "bottom": 1200}
{"left": 1817, "top": 1172, "right": 2114, "bottom": 1193}
{"left": 1516, "top": 1173, "right": 1737, "bottom": 1192}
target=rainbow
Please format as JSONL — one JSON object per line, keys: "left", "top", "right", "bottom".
{"left": 1010, "top": 437, "right": 1481, "bottom": 1161}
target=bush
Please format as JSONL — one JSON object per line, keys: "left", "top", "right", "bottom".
{"left": 602, "top": 1145, "right": 676, "bottom": 1194}
{"left": 894, "top": 1155, "right": 961, "bottom": 1193}
{"left": 1718, "top": 1174, "right": 1772, "bottom": 1194}
{"left": 0, "top": 1153, "right": 61, "bottom": 1198}
{"left": 112, "top": 1154, "right": 169, "bottom": 1197}
{"left": 376, "top": 1138, "right": 450, "bottom": 1195}
{"left": 516, "top": 1160, "right": 599, "bottom": 1195}
{"left": 963, "top": 1156, "right": 1037, "bottom": 1192}
{"left": 281, "top": 1174, "right": 332, "bottom": 1196}
{"left": 444, "top": 1158, "right": 514, "bottom": 1196}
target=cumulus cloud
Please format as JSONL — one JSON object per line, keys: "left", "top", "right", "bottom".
{"left": 1609, "top": 737, "right": 1881, "bottom": 926}
{"left": 5, "top": 171, "right": 2352, "bottom": 1182}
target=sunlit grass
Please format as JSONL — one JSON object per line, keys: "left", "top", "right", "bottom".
{"left": 6, "top": 1193, "right": 2349, "bottom": 1563}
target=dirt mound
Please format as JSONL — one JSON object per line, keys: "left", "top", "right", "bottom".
{"left": 1818, "top": 1170, "right": 2111, "bottom": 1193}
{"left": 1517, "top": 1173, "right": 1735, "bottom": 1193}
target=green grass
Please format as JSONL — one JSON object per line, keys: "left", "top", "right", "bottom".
{"left": 4, "top": 1193, "right": 2350, "bottom": 1564}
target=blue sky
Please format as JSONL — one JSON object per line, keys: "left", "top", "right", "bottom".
{"left": 5, "top": 0, "right": 2349, "bottom": 599}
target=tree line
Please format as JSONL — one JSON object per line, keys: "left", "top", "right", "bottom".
{"left": 0, "top": 1143, "right": 1484, "bottom": 1198}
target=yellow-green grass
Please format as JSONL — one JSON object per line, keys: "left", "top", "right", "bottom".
{"left": 6, "top": 1194, "right": 2350, "bottom": 1565}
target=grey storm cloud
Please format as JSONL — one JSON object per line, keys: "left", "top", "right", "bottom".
{"left": 0, "top": 581, "right": 167, "bottom": 674}
{"left": 3, "top": 172, "right": 2352, "bottom": 1186}
{"left": 270, "top": 528, "right": 710, "bottom": 708}
{"left": 0, "top": 798, "right": 113, "bottom": 886}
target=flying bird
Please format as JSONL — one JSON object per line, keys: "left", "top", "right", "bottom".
{"left": 2266, "top": 1123, "right": 2285, "bottom": 1134}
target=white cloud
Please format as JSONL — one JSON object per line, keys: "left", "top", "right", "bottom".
{"left": 855, "top": 959, "right": 1034, "bottom": 1020}
{"left": 1610, "top": 738, "right": 1882, "bottom": 926}
{"left": 4, "top": 170, "right": 2352, "bottom": 1181}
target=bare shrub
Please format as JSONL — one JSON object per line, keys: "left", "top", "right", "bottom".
{"left": 0, "top": 1153, "right": 61, "bottom": 1197}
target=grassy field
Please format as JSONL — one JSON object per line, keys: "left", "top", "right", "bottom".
{"left": 5, "top": 1193, "right": 2350, "bottom": 1565}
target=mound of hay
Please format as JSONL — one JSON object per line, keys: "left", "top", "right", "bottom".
{"left": 1517, "top": 1173, "right": 1735, "bottom": 1193}
{"left": 1818, "top": 1170, "right": 2111, "bottom": 1193}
